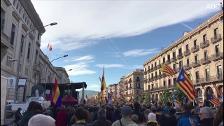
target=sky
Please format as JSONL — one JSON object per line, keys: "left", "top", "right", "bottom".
{"left": 31, "top": 0, "right": 222, "bottom": 91}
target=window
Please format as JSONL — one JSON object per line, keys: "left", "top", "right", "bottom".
{"left": 10, "top": 24, "right": 16, "bottom": 45}
{"left": 194, "top": 55, "right": 198, "bottom": 63}
{"left": 195, "top": 71, "right": 200, "bottom": 83}
{"left": 27, "top": 43, "right": 31, "bottom": 59}
{"left": 168, "top": 79, "right": 171, "bottom": 87}
{"left": 205, "top": 68, "right": 210, "bottom": 81}
{"left": 35, "top": 50, "right": 38, "bottom": 63}
{"left": 204, "top": 50, "right": 208, "bottom": 59}
{"left": 148, "top": 85, "right": 150, "bottom": 90}
{"left": 194, "top": 40, "right": 197, "bottom": 47}
{"left": 187, "top": 58, "right": 190, "bottom": 66}
{"left": 214, "top": 28, "right": 218, "bottom": 38}
{"left": 215, "top": 45, "right": 219, "bottom": 55}
{"left": 6, "top": 56, "right": 13, "bottom": 67}
{"left": 217, "top": 65, "right": 222, "bottom": 79}
{"left": 163, "top": 80, "right": 166, "bottom": 87}
{"left": 203, "top": 34, "right": 207, "bottom": 42}
{"left": 186, "top": 44, "right": 189, "bottom": 51}
{"left": 155, "top": 71, "right": 157, "bottom": 78}
{"left": 179, "top": 61, "right": 182, "bottom": 69}
{"left": 1, "top": 8, "right": 5, "bottom": 30}
{"left": 178, "top": 48, "right": 182, "bottom": 55}
{"left": 167, "top": 54, "right": 170, "bottom": 61}
{"left": 173, "top": 52, "right": 176, "bottom": 59}
{"left": 20, "top": 35, "right": 24, "bottom": 54}
{"left": 159, "top": 70, "right": 161, "bottom": 75}
{"left": 155, "top": 62, "right": 157, "bottom": 67}
{"left": 163, "top": 57, "right": 165, "bottom": 63}
{"left": 173, "top": 78, "right": 176, "bottom": 85}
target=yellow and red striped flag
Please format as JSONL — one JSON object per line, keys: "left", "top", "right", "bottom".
{"left": 209, "top": 97, "right": 221, "bottom": 106}
{"left": 52, "top": 79, "right": 60, "bottom": 105}
{"left": 160, "top": 64, "right": 176, "bottom": 76}
{"left": 176, "top": 68, "right": 196, "bottom": 102}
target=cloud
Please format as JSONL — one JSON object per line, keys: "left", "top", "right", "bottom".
{"left": 123, "top": 48, "right": 158, "bottom": 57}
{"left": 64, "top": 62, "right": 95, "bottom": 76}
{"left": 74, "top": 55, "right": 94, "bottom": 61}
{"left": 96, "top": 64, "right": 125, "bottom": 68}
{"left": 31, "top": 0, "right": 220, "bottom": 50}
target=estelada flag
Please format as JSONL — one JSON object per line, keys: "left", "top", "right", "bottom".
{"left": 176, "top": 68, "right": 196, "bottom": 102}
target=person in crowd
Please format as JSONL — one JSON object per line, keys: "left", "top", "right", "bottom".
{"left": 147, "top": 112, "right": 159, "bottom": 126}
{"left": 92, "top": 108, "right": 112, "bottom": 126}
{"left": 18, "top": 101, "right": 43, "bottom": 126}
{"left": 131, "top": 114, "right": 139, "bottom": 124}
{"left": 213, "top": 103, "right": 223, "bottom": 126}
{"left": 158, "top": 103, "right": 177, "bottom": 126}
{"left": 199, "top": 106, "right": 214, "bottom": 126}
{"left": 55, "top": 106, "right": 68, "bottom": 126}
{"left": 72, "top": 107, "right": 91, "bottom": 126}
{"left": 14, "top": 108, "right": 22, "bottom": 125}
{"left": 112, "top": 106, "right": 122, "bottom": 122}
{"left": 177, "top": 103, "right": 199, "bottom": 126}
{"left": 112, "top": 106, "right": 138, "bottom": 126}
{"left": 28, "top": 114, "right": 55, "bottom": 126}
{"left": 132, "top": 102, "right": 145, "bottom": 124}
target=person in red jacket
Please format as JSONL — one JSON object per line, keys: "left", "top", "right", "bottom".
{"left": 55, "top": 106, "right": 68, "bottom": 126}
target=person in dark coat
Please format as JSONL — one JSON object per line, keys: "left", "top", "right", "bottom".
{"left": 199, "top": 107, "right": 214, "bottom": 126}
{"left": 18, "top": 101, "right": 43, "bottom": 126}
{"left": 14, "top": 108, "right": 22, "bottom": 124}
{"left": 92, "top": 108, "right": 112, "bottom": 126}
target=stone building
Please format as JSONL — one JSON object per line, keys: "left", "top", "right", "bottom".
{"left": 143, "top": 11, "right": 223, "bottom": 104}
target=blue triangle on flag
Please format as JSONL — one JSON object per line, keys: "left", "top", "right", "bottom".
{"left": 177, "top": 68, "right": 185, "bottom": 82}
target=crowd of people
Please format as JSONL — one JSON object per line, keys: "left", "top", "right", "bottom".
{"left": 11, "top": 101, "right": 223, "bottom": 126}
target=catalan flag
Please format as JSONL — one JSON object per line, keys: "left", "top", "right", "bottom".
{"left": 209, "top": 97, "right": 221, "bottom": 106}
{"left": 176, "top": 68, "right": 196, "bottom": 102}
{"left": 160, "top": 64, "right": 176, "bottom": 76}
{"left": 52, "top": 78, "right": 61, "bottom": 107}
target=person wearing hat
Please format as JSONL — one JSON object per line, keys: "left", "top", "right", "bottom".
{"left": 112, "top": 106, "right": 138, "bottom": 126}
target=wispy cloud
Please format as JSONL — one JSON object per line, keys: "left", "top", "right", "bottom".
{"left": 64, "top": 62, "right": 95, "bottom": 76}
{"left": 96, "top": 64, "right": 125, "bottom": 68}
{"left": 123, "top": 48, "right": 158, "bottom": 57}
{"left": 32, "top": 0, "right": 219, "bottom": 51}
{"left": 75, "top": 55, "right": 94, "bottom": 61}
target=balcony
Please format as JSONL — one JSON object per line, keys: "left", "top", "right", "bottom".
{"left": 211, "top": 52, "right": 223, "bottom": 61}
{"left": 201, "top": 57, "right": 211, "bottom": 65}
{"left": 157, "top": 64, "right": 162, "bottom": 69}
{"left": 177, "top": 53, "right": 183, "bottom": 59}
{"left": 171, "top": 57, "right": 176, "bottom": 62}
{"left": 192, "top": 60, "right": 201, "bottom": 68}
{"left": 210, "top": 75, "right": 223, "bottom": 82}
{"left": 191, "top": 45, "right": 199, "bottom": 53}
{"left": 184, "top": 64, "right": 192, "bottom": 70}
{"left": 211, "top": 34, "right": 222, "bottom": 44}
{"left": 184, "top": 50, "right": 191, "bottom": 56}
{"left": 200, "top": 40, "right": 209, "bottom": 49}
{"left": 165, "top": 60, "right": 171, "bottom": 64}
{"left": 200, "top": 77, "right": 211, "bottom": 84}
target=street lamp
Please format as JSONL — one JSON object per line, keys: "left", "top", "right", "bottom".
{"left": 15, "top": 22, "right": 58, "bottom": 102}
{"left": 50, "top": 54, "right": 68, "bottom": 63}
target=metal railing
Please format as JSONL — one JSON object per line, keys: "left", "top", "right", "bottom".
{"left": 184, "top": 49, "right": 191, "bottom": 56}
{"left": 211, "top": 34, "right": 222, "bottom": 44}
{"left": 200, "top": 40, "right": 209, "bottom": 49}
{"left": 191, "top": 45, "right": 199, "bottom": 53}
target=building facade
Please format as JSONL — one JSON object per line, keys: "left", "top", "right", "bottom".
{"left": 1, "top": 0, "right": 69, "bottom": 102}
{"left": 143, "top": 11, "right": 223, "bottom": 104}
{"left": 122, "top": 69, "right": 144, "bottom": 103}
{"left": 54, "top": 67, "right": 70, "bottom": 84}
{"left": 108, "top": 83, "right": 118, "bottom": 102}
{"left": 1, "top": 0, "right": 45, "bottom": 102}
